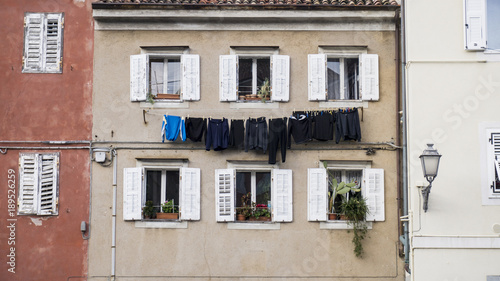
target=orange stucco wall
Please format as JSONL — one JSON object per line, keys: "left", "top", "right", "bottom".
{"left": 0, "top": 1, "right": 93, "bottom": 280}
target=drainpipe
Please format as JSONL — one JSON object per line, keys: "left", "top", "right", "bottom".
{"left": 111, "top": 149, "right": 117, "bottom": 281}
{"left": 400, "top": 0, "right": 411, "bottom": 274}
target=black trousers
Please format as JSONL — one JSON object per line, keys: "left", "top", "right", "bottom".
{"left": 268, "top": 118, "right": 287, "bottom": 164}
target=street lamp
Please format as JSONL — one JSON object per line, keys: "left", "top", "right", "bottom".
{"left": 419, "top": 144, "right": 442, "bottom": 212}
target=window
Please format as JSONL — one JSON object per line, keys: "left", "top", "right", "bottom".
{"left": 123, "top": 162, "right": 200, "bottom": 221}
{"left": 308, "top": 49, "right": 379, "bottom": 101}
{"left": 307, "top": 163, "right": 384, "bottom": 222}
{"left": 328, "top": 169, "right": 363, "bottom": 216}
{"left": 18, "top": 153, "right": 59, "bottom": 215}
{"left": 464, "top": 0, "right": 500, "bottom": 51}
{"left": 215, "top": 166, "right": 292, "bottom": 222}
{"left": 130, "top": 53, "right": 200, "bottom": 102}
{"left": 485, "top": 129, "right": 500, "bottom": 198}
{"left": 22, "top": 13, "right": 64, "bottom": 73}
{"left": 219, "top": 48, "right": 290, "bottom": 102}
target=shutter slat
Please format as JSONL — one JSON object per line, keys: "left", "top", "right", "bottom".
{"left": 180, "top": 168, "right": 201, "bottom": 221}
{"left": 38, "top": 154, "right": 59, "bottom": 215}
{"left": 272, "top": 169, "right": 293, "bottom": 222}
{"left": 215, "top": 169, "right": 235, "bottom": 222}
{"left": 307, "top": 168, "right": 328, "bottom": 221}
{"left": 308, "top": 54, "right": 327, "bottom": 101}
{"left": 18, "top": 154, "right": 39, "bottom": 214}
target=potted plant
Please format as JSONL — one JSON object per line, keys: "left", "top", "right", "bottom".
{"left": 340, "top": 196, "right": 369, "bottom": 257}
{"left": 142, "top": 200, "right": 156, "bottom": 219}
{"left": 157, "top": 199, "right": 179, "bottom": 220}
{"left": 257, "top": 78, "right": 270, "bottom": 102}
{"left": 250, "top": 204, "right": 271, "bottom": 221}
{"left": 236, "top": 193, "right": 252, "bottom": 221}
{"left": 324, "top": 162, "right": 360, "bottom": 220}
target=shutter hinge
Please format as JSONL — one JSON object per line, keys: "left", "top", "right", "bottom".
{"left": 489, "top": 137, "right": 493, "bottom": 144}
{"left": 24, "top": 17, "right": 27, "bottom": 27}
{"left": 61, "top": 17, "right": 64, "bottom": 28}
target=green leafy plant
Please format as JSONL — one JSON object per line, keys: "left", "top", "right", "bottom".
{"left": 323, "top": 161, "right": 360, "bottom": 214}
{"left": 162, "top": 199, "right": 178, "bottom": 213}
{"left": 340, "top": 197, "right": 369, "bottom": 257}
{"left": 142, "top": 200, "right": 156, "bottom": 219}
{"left": 257, "top": 78, "right": 270, "bottom": 102}
{"left": 253, "top": 204, "right": 271, "bottom": 218}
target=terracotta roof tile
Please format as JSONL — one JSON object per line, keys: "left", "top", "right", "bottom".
{"left": 93, "top": 0, "right": 399, "bottom": 6}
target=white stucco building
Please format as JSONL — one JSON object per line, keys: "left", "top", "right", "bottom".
{"left": 404, "top": 0, "right": 500, "bottom": 280}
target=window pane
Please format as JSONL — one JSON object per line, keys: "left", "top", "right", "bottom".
{"left": 167, "top": 59, "right": 181, "bottom": 94}
{"left": 344, "top": 58, "right": 359, "bottom": 100}
{"left": 165, "top": 170, "right": 180, "bottom": 207}
{"left": 487, "top": 0, "right": 500, "bottom": 50}
{"left": 256, "top": 172, "right": 271, "bottom": 205}
{"left": 238, "top": 59, "right": 253, "bottom": 96}
{"left": 327, "top": 58, "right": 341, "bottom": 100}
{"left": 256, "top": 58, "right": 270, "bottom": 93}
{"left": 150, "top": 60, "right": 164, "bottom": 95}
{"left": 236, "top": 172, "right": 252, "bottom": 207}
{"left": 146, "top": 170, "right": 162, "bottom": 212}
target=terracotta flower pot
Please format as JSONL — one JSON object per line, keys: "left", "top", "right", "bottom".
{"left": 156, "top": 212, "right": 179, "bottom": 220}
{"left": 237, "top": 214, "right": 246, "bottom": 221}
{"left": 328, "top": 213, "right": 338, "bottom": 220}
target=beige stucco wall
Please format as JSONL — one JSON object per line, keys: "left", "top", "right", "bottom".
{"left": 90, "top": 18, "right": 403, "bottom": 280}
{"left": 405, "top": 0, "right": 500, "bottom": 280}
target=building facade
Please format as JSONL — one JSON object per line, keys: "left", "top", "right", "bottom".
{"left": 404, "top": 0, "right": 500, "bottom": 280}
{"left": 89, "top": 1, "right": 403, "bottom": 280}
{"left": 0, "top": 1, "right": 93, "bottom": 280}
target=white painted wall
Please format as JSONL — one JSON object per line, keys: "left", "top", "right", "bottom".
{"left": 405, "top": 0, "right": 500, "bottom": 280}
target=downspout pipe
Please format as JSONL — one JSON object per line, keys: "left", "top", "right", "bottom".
{"left": 400, "top": 0, "right": 411, "bottom": 273}
{"left": 111, "top": 149, "right": 117, "bottom": 281}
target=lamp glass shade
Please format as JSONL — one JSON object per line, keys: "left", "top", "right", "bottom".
{"left": 419, "top": 144, "right": 442, "bottom": 179}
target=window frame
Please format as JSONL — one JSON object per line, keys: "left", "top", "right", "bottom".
{"left": 22, "top": 12, "right": 64, "bottom": 74}
{"left": 122, "top": 160, "right": 201, "bottom": 222}
{"left": 307, "top": 161, "right": 384, "bottom": 224}
{"left": 308, "top": 47, "right": 379, "bottom": 102}
{"left": 219, "top": 47, "right": 290, "bottom": 103}
{"left": 130, "top": 49, "right": 200, "bottom": 103}
{"left": 215, "top": 162, "right": 293, "bottom": 223}
{"left": 18, "top": 153, "right": 59, "bottom": 216}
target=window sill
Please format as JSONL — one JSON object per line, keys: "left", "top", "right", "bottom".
{"left": 227, "top": 222, "right": 281, "bottom": 230}
{"left": 140, "top": 101, "right": 189, "bottom": 109}
{"left": 319, "top": 221, "right": 372, "bottom": 230}
{"left": 319, "top": 100, "right": 369, "bottom": 109}
{"left": 135, "top": 220, "right": 188, "bottom": 229}
{"left": 229, "top": 102, "right": 280, "bottom": 109}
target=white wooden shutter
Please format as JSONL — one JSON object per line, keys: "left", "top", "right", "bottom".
{"left": 44, "top": 13, "right": 64, "bottom": 73}
{"left": 23, "top": 13, "right": 44, "bottom": 73}
{"left": 180, "top": 168, "right": 201, "bottom": 221}
{"left": 219, "top": 55, "right": 238, "bottom": 101}
{"left": 38, "top": 154, "right": 59, "bottom": 215}
{"left": 181, "top": 54, "right": 200, "bottom": 101}
{"left": 123, "top": 167, "right": 143, "bottom": 220}
{"left": 363, "top": 168, "right": 385, "bottom": 222}
{"left": 18, "top": 154, "right": 39, "bottom": 215}
{"left": 488, "top": 131, "right": 500, "bottom": 195}
{"left": 130, "top": 54, "right": 149, "bottom": 102}
{"left": 307, "top": 168, "right": 328, "bottom": 221}
{"left": 360, "top": 54, "right": 379, "bottom": 101}
{"left": 271, "top": 55, "right": 290, "bottom": 102}
{"left": 215, "top": 169, "right": 235, "bottom": 222}
{"left": 308, "top": 54, "right": 327, "bottom": 101}
{"left": 464, "top": 0, "right": 486, "bottom": 50}
{"left": 272, "top": 169, "right": 293, "bottom": 222}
